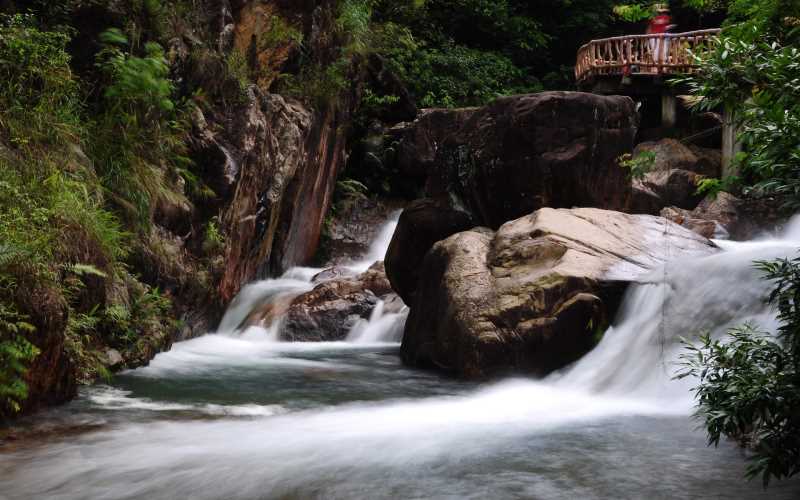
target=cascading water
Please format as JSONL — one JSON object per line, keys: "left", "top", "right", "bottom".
{"left": 215, "top": 212, "right": 404, "bottom": 341}
{"left": 2, "top": 218, "right": 800, "bottom": 499}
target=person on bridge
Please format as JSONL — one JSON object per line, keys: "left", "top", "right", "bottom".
{"left": 646, "top": 4, "right": 677, "bottom": 68}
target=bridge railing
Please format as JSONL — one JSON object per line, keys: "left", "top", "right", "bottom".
{"left": 575, "top": 29, "right": 721, "bottom": 84}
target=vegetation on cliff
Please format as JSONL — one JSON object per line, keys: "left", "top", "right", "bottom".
{"left": 0, "top": 2, "right": 226, "bottom": 416}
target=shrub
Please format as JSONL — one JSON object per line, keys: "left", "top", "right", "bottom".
{"left": 678, "top": 256, "right": 800, "bottom": 486}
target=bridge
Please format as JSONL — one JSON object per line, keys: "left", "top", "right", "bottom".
{"left": 575, "top": 29, "right": 720, "bottom": 85}
{"left": 574, "top": 29, "right": 737, "bottom": 173}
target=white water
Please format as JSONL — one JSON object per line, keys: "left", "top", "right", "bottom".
{"left": 3, "top": 217, "right": 800, "bottom": 499}
{"left": 346, "top": 299, "right": 409, "bottom": 343}
{"left": 215, "top": 213, "right": 402, "bottom": 339}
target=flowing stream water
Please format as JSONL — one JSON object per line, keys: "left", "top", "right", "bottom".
{"left": 2, "top": 218, "right": 800, "bottom": 499}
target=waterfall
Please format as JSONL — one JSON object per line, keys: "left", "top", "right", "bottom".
{"left": 551, "top": 219, "right": 800, "bottom": 403}
{"left": 346, "top": 300, "right": 409, "bottom": 344}
{"left": 4, "top": 218, "right": 800, "bottom": 500}
{"left": 216, "top": 213, "right": 403, "bottom": 341}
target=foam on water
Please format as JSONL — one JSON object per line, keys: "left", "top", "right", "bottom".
{"left": 4, "top": 215, "right": 800, "bottom": 500}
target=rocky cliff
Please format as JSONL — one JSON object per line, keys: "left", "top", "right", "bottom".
{"left": 3, "top": 0, "right": 368, "bottom": 417}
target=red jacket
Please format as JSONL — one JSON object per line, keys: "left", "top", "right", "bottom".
{"left": 647, "top": 14, "right": 672, "bottom": 34}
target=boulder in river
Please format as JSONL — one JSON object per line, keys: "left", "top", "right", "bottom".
{"left": 431, "top": 92, "right": 639, "bottom": 228}
{"left": 384, "top": 198, "right": 474, "bottom": 304}
{"left": 246, "top": 262, "right": 399, "bottom": 342}
{"left": 401, "top": 207, "right": 717, "bottom": 378}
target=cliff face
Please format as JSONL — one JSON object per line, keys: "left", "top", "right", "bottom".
{"left": 4, "top": 0, "right": 362, "bottom": 417}
{"left": 199, "top": 0, "right": 360, "bottom": 301}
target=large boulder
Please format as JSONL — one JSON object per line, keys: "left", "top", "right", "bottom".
{"left": 432, "top": 92, "right": 639, "bottom": 228}
{"left": 388, "top": 107, "right": 478, "bottom": 179}
{"left": 384, "top": 198, "right": 474, "bottom": 304}
{"left": 401, "top": 207, "right": 717, "bottom": 378}
{"left": 631, "top": 139, "right": 722, "bottom": 213}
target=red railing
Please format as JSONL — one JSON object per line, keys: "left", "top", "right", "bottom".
{"left": 575, "top": 29, "right": 720, "bottom": 84}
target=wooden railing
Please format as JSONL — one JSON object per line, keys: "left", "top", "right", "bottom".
{"left": 575, "top": 29, "right": 720, "bottom": 84}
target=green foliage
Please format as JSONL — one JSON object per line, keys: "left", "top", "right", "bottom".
{"left": 226, "top": 49, "right": 251, "bottom": 93}
{"left": 618, "top": 150, "right": 657, "bottom": 180}
{"left": 260, "top": 15, "right": 304, "bottom": 51}
{"left": 372, "top": 0, "right": 548, "bottom": 106}
{"left": 0, "top": 303, "right": 39, "bottom": 414}
{"left": 679, "top": 0, "right": 800, "bottom": 211}
{"left": 694, "top": 174, "right": 740, "bottom": 197}
{"left": 92, "top": 28, "right": 190, "bottom": 228}
{"left": 613, "top": 3, "right": 656, "bottom": 22}
{"left": 0, "top": 14, "right": 81, "bottom": 148}
{"left": 0, "top": 14, "right": 189, "bottom": 409}
{"left": 202, "top": 219, "right": 225, "bottom": 256}
{"left": 678, "top": 255, "right": 800, "bottom": 486}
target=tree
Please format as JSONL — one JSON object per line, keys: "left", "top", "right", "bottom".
{"left": 678, "top": 0, "right": 800, "bottom": 210}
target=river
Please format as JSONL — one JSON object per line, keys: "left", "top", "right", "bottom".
{"left": 2, "top": 218, "right": 800, "bottom": 499}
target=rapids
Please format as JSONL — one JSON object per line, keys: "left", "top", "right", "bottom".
{"left": 2, "top": 217, "right": 800, "bottom": 499}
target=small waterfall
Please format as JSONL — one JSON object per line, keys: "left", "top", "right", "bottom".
{"left": 341, "top": 211, "right": 400, "bottom": 274}
{"left": 346, "top": 300, "right": 409, "bottom": 344}
{"left": 216, "top": 276, "right": 314, "bottom": 334}
{"left": 550, "top": 219, "right": 800, "bottom": 403}
{"left": 217, "top": 213, "right": 403, "bottom": 341}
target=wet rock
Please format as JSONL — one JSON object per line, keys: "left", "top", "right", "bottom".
{"left": 384, "top": 198, "right": 474, "bottom": 304}
{"left": 321, "top": 197, "right": 406, "bottom": 267}
{"left": 14, "top": 281, "right": 74, "bottom": 415}
{"left": 312, "top": 266, "right": 358, "bottom": 283}
{"left": 280, "top": 279, "right": 380, "bottom": 342}
{"left": 278, "top": 262, "right": 394, "bottom": 341}
{"left": 434, "top": 92, "right": 638, "bottom": 228}
{"left": 661, "top": 191, "right": 782, "bottom": 240}
{"left": 401, "top": 207, "right": 717, "bottom": 378}
{"left": 217, "top": 90, "right": 313, "bottom": 302}
{"left": 630, "top": 139, "right": 722, "bottom": 213}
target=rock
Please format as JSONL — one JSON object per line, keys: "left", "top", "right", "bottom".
{"left": 280, "top": 278, "right": 380, "bottom": 342}
{"left": 14, "top": 281, "right": 74, "bottom": 415}
{"left": 401, "top": 207, "right": 717, "bottom": 378}
{"left": 633, "top": 168, "right": 704, "bottom": 212}
{"left": 660, "top": 206, "right": 724, "bottom": 239}
{"left": 634, "top": 138, "right": 721, "bottom": 178}
{"left": 382, "top": 293, "right": 407, "bottom": 314}
{"left": 278, "top": 262, "right": 393, "bottom": 341}
{"left": 242, "top": 261, "right": 397, "bottom": 342}
{"left": 384, "top": 198, "right": 474, "bottom": 304}
{"left": 661, "top": 191, "right": 780, "bottom": 240}
{"left": 434, "top": 92, "right": 638, "bottom": 228}
{"left": 388, "top": 107, "right": 478, "bottom": 178}
{"left": 630, "top": 138, "right": 722, "bottom": 213}
{"left": 321, "top": 197, "right": 406, "bottom": 267}
{"left": 217, "top": 90, "right": 313, "bottom": 302}
{"left": 189, "top": 105, "right": 240, "bottom": 201}
{"left": 103, "top": 349, "right": 125, "bottom": 370}
{"left": 312, "top": 266, "right": 358, "bottom": 283}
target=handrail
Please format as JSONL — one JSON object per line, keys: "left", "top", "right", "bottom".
{"left": 575, "top": 29, "right": 721, "bottom": 84}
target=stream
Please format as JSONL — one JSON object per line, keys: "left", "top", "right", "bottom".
{"left": 2, "top": 218, "right": 800, "bottom": 499}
